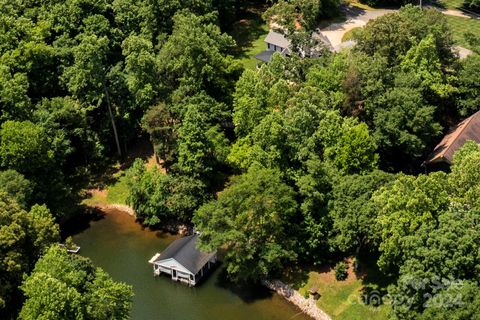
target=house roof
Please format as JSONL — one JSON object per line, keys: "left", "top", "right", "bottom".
{"left": 255, "top": 50, "right": 275, "bottom": 63}
{"left": 312, "top": 30, "right": 334, "bottom": 52}
{"left": 265, "top": 30, "right": 291, "bottom": 49}
{"left": 425, "top": 110, "right": 480, "bottom": 165}
{"left": 150, "top": 234, "right": 216, "bottom": 274}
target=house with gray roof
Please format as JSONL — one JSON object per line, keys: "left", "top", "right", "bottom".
{"left": 148, "top": 233, "right": 217, "bottom": 286}
{"left": 255, "top": 29, "right": 333, "bottom": 64}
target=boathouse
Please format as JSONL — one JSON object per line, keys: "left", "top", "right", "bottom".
{"left": 148, "top": 233, "right": 217, "bottom": 286}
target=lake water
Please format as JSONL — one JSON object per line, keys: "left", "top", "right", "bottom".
{"left": 71, "top": 209, "right": 310, "bottom": 320}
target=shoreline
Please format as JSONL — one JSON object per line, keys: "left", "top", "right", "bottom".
{"left": 93, "top": 204, "right": 190, "bottom": 235}
{"left": 261, "top": 279, "right": 332, "bottom": 320}
{"left": 90, "top": 204, "right": 329, "bottom": 319}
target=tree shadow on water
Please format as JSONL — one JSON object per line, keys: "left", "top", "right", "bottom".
{"left": 214, "top": 267, "right": 274, "bottom": 303}
{"left": 61, "top": 206, "right": 106, "bottom": 238}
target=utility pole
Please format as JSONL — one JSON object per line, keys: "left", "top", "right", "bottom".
{"left": 420, "top": 0, "right": 423, "bottom": 9}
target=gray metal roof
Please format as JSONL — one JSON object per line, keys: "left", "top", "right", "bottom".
{"left": 265, "top": 30, "right": 291, "bottom": 49}
{"left": 255, "top": 50, "right": 275, "bottom": 63}
{"left": 152, "top": 234, "right": 216, "bottom": 274}
{"left": 312, "top": 30, "right": 334, "bottom": 51}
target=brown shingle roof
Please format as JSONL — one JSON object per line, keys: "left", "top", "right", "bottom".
{"left": 425, "top": 110, "right": 480, "bottom": 165}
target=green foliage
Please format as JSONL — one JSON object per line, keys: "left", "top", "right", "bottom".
{"left": 457, "top": 54, "right": 480, "bottom": 116}
{"left": 400, "top": 34, "right": 456, "bottom": 98}
{"left": 194, "top": 164, "right": 298, "bottom": 282}
{"left": 126, "top": 159, "right": 206, "bottom": 225}
{"left": 264, "top": 0, "right": 340, "bottom": 33}
{"left": 0, "top": 120, "right": 54, "bottom": 174}
{"left": 449, "top": 141, "right": 480, "bottom": 209}
{"left": 176, "top": 105, "right": 215, "bottom": 178}
{"left": 19, "top": 246, "right": 132, "bottom": 320}
{"left": 0, "top": 170, "right": 32, "bottom": 208}
{"left": 334, "top": 261, "right": 348, "bottom": 281}
{"left": 142, "top": 103, "right": 178, "bottom": 164}
{"left": 373, "top": 173, "right": 450, "bottom": 273}
{"left": 232, "top": 69, "right": 270, "bottom": 138}
{"left": 355, "top": 6, "right": 455, "bottom": 66}
{"left": 420, "top": 281, "right": 480, "bottom": 320}
{"left": 122, "top": 34, "right": 160, "bottom": 108}
{"left": 388, "top": 205, "right": 480, "bottom": 318}
{"left": 366, "top": 81, "right": 442, "bottom": 166}
{"left": 295, "top": 158, "right": 332, "bottom": 262}
{"left": 330, "top": 170, "right": 394, "bottom": 253}
{"left": 0, "top": 193, "right": 59, "bottom": 316}
{"left": 361, "top": 0, "right": 416, "bottom": 6}
{"left": 158, "top": 11, "right": 242, "bottom": 102}
{"left": 325, "top": 122, "right": 379, "bottom": 175}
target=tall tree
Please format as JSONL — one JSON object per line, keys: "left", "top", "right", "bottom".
{"left": 19, "top": 246, "right": 132, "bottom": 320}
{"left": 373, "top": 173, "right": 450, "bottom": 273}
{"left": 330, "top": 170, "right": 393, "bottom": 254}
{"left": 194, "top": 164, "right": 298, "bottom": 282}
{"left": 0, "top": 120, "right": 54, "bottom": 174}
{"left": 158, "top": 11, "right": 242, "bottom": 102}
{"left": 0, "top": 193, "right": 59, "bottom": 317}
{"left": 62, "top": 34, "right": 122, "bottom": 157}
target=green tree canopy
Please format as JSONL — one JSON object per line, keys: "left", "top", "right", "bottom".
{"left": 0, "top": 170, "right": 32, "bottom": 208}
{"left": 355, "top": 6, "right": 454, "bottom": 66}
{"left": 0, "top": 193, "right": 59, "bottom": 316}
{"left": 19, "top": 246, "right": 133, "bottom": 320}
{"left": 330, "top": 170, "right": 393, "bottom": 253}
{"left": 0, "top": 120, "right": 54, "bottom": 174}
{"left": 193, "top": 164, "right": 298, "bottom": 282}
{"left": 373, "top": 172, "right": 450, "bottom": 273}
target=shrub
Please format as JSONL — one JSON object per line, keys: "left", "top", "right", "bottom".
{"left": 335, "top": 261, "right": 349, "bottom": 281}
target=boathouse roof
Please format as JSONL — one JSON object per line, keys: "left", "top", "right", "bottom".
{"left": 425, "top": 110, "right": 480, "bottom": 165}
{"left": 149, "top": 233, "right": 216, "bottom": 274}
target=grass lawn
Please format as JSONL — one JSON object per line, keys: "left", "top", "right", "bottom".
{"left": 342, "top": 27, "right": 363, "bottom": 42}
{"left": 347, "top": 0, "right": 378, "bottom": 11}
{"left": 105, "top": 171, "right": 129, "bottom": 204}
{"left": 446, "top": 15, "right": 480, "bottom": 49}
{"left": 437, "top": 0, "right": 467, "bottom": 10}
{"left": 284, "top": 258, "right": 391, "bottom": 320}
{"left": 82, "top": 150, "right": 163, "bottom": 207}
{"left": 82, "top": 169, "right": 129, "bottom": 207}
{"left": 228, "top": 4, "right": 269, "bottom": 70}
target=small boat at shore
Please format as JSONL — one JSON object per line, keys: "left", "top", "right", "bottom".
{"left": 59, "top": 243, "right": 81, "bottom": 254}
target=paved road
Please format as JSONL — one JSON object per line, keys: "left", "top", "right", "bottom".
{"left": 320, "top": 5, "right": 474, "bottom": 57}
{"left": 320, "top": 7, "right": 394, "bottom": 48}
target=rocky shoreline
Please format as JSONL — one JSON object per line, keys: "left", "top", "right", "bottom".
{"left": 94, "top": 204, "right": 328, "bottom": 319}
{"left": 261, "top": 279, "right": 331, "bottom": 320}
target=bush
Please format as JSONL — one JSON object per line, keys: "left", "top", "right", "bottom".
{"left": 335, "top": 261, "right": 349, "bottom": 281}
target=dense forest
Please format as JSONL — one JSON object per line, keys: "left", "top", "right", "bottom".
{"left": 0, "top": 0, "right": 479, "bottom": 319}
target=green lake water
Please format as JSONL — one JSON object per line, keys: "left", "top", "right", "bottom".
{"left": 71, "top": 209, "right": 310, "bottom": 320}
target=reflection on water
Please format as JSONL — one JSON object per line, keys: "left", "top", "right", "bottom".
{"left": 71, "top": 209, "right": 310, "bottom": 320}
